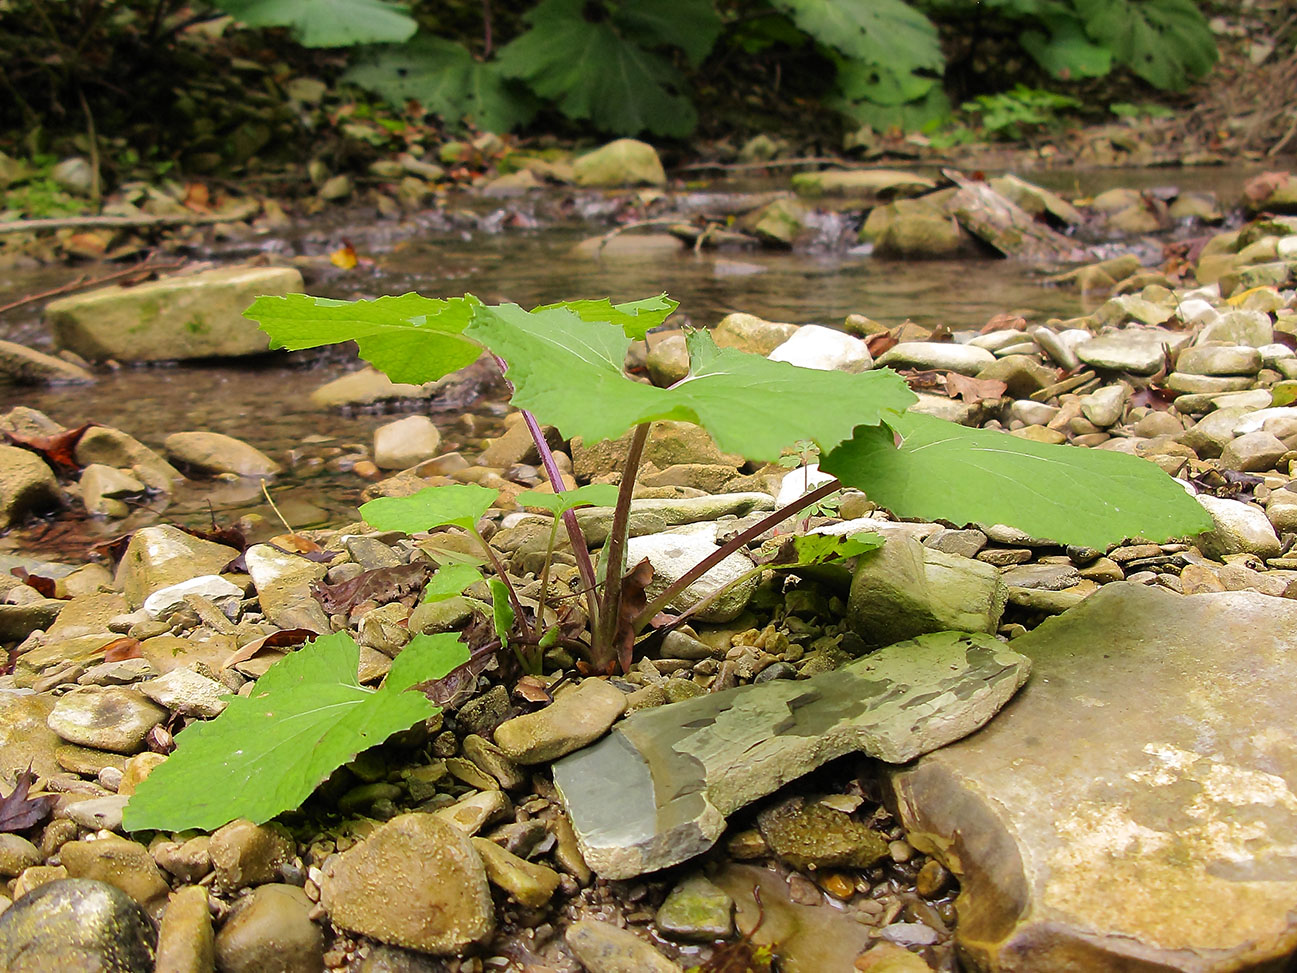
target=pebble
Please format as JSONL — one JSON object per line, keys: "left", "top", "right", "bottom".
{"left": 493, "top": 678, "right": 627, "bottom": 764}
{"left": 564, "top": 919, "right": 680, "bottom": 973}
{"left": 60, "top": 795, "right": 129, "bottom": 832}
{"left": 0, "top": 835, "right": 41, "bottom": 877}
{"left": 655, "top": 873, "right": 735, "bottom": 941}
{"left": 154, "top": 885, "right": 215, "bottom": 973}
{"left": 319, "top": 813, "right": 495, "bottom": 954}
{"left": 0, "top": 879, "right": 156, "bottom": 972}
{"left": 214, "top": 883, "right": 323, "bottom": 973}
{"left": 471, "top": 836, "right": 561, "bottom": 908}
{"left": 59, "top": 835, "right": 170, "bottom": 905}
{"left": 210, "top": 818, "right": 295, "bottom": 893}
{"left": 46, "top": 687, "right": 167, "bottom": 753}
{"left": 137, "top": 666, "right": 228, "bottom": 718}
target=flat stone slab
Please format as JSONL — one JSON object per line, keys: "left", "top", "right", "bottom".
{"left": 554, "top": 631, "right": 1028, "bottom": 879}
{"left": 889, "top": 583, "right": 1297, "bottom": 971}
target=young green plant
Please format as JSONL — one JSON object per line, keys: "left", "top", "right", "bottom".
{"left": 247, "top": 291, "right": 1214, "bottom": 672}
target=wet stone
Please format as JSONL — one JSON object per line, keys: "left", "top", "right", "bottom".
{"left": 656, "top": 873, "right": 735, "bottom": 942}
{"left": 564, "top": 919, "right": 680, "bottom": 973}
{"left": 470, "top": 836, "right": 560, "bottom": 908}
{"left": 553, "top": 631, "right": 1028, "bottom": 879}
{"left": 210, "top": 819, "right": 295, "bottom": 893}
{"left": 0, "top": 878, "right": 156, "bottom": 972}
{"left": 756, "top": 796, "right": 889, "bottom": 870}
{"left": 47, "top": 687, "right": 167, "bottom": 753}
{"left": 319, "top": 812, "right": 494, "bottom": 954}
{"left": 890, "top": 583, "right": 1297, "bottom": 970}
{"left": 154, "top": 885, "right": 214, "bottom": 973}
{"left": 59, "top": 835, "right": 170, "bottom": 905}
{"left": 60, "top": 795, "right": 128, "bottom": 832}
{"left": 214, "top": 883, "right": 322, "bottom": 973}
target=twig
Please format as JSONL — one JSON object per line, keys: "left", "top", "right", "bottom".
{"left": 0, "top": 257, "right": 186, "bottom": 315}
{"left": 260, "top": 481, "right": 295, "bottom": 535}
{"left": 0, "top": 204, "right": 259, "bottom": 235}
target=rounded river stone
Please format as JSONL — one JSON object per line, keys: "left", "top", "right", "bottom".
{"left": 0, "top": 878, "right": 156, "bottom": 972}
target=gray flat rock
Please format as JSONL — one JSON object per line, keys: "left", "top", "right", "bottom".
{"left": 554, "top": 631, "right": 1028, "bottom": 879}
{"left": 889, "top": 583, "right": 1297, "bottom": 971}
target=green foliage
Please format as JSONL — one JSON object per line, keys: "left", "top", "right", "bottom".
{"left": 122, "top": 632, "right": 467, "bottom": 832}
{"left": 517, "top": 484, "right": 621, "bottom": 514}
{"left": 772, "top": 0, "right": 942, "bottom": 70}
{"left": 961, "top": 85, "right": 1083, "bottom": 139}
{"left": 488, "top": 578, "right": 515, "bottom": 643}
{"left": 251, "top": 291, "right": 1212, "bottom": 553}
{"left": 344, "top": 36, "right": 536, "bottom": 133}
{"left": 423, "top": 564, "right": 483, "bottom": 601}
{"left": 359, "top": 483, "right": 499, "bottom": 534}
{"left": 788, "top": 532, "right": 884, "bottom": 565}
{"left": 465, "top": 304, "right": 916, "bottom": 460}
{"left": 494, "top": 0, "right": 720, "bottom": 137}
{"left": 820, "top": 410, "right": 1213, "bottom": 549}
{"left": 217, "top": 0, "right": 418, "bottom": 47}
{"left": 1072, "top": 0, "right": 1217, "bottom": 90}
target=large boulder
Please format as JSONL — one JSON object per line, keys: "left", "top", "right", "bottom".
{"left": 46, "top": 264, "right": 303, "bottom": 362}
{"left": 863, "top": 198, "right": 973, "bottom": 259}
{"left": 890, "top": 583, "right": 1297, "bottom": 971}
{"left": 572, "top": 139, "right": 666, "bottom": 187}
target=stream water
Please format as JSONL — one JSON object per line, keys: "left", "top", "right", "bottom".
{"left": 0, "top": 165, "right": 1258, "bottom": 561}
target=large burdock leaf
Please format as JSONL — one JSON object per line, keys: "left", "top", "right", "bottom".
{"left": 466, "top": 304, "right": 917, "bottom": 459}
{"left": 1072, "top": 0, "right": 1216, "bottom": 91}
{"left": 217, "top": 0, "right": 416, "bottom": 47}
{"left": 821, "top": 411, "right": 1213, "bottom": 548}
{"left": 123, "top": 633, "right": 467, "bottom": 832}
{"left": 771, "top": 0, "right": 943, "bottom": 71}
{"left": 535, "top": 295, "right": 678, "bottom": 341}
{"left": 495, "top": 0, "right": 697, "bottom": 137}
{"left": 344, "top": 35, "right": 536, "bottom": 132}
{"left": 246, "top": 293, "right": 481, "bottom": 385}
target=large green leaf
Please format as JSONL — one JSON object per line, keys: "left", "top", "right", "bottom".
{"left": 465, "top": 305, "right": 916, "bottom": 459}
{"left": 361, "top": 484, "right": 500, "bottom": 534}
{"left": 820, "top": 411, "right": 1213, "bottom": 548}
{"left": 615, "top": 0, "right": 723, "bottom": 67}
{"left": 1072, "top": 0, "right": 1216, "bottom": 90}
{"left": 770, "top": 0, "right": 943, "bottom": 71}
{"left": 830, "top": 56, "right": 950, "bottom": 132}
{"left": 1020, "top": 12, "right": 1113, "bottom": 80}
{"left": 496, "top": 0, "right": 697, "bottom": 137}
{"left": 535, "top": 295, "right": 679, "bottom": 341}
{"left": 122, "top": 633, "right": 466, "bottom": 832}
{"left": 216, "top": 0, "right": 416, "bottom": 47}
{"left": 344, "top": 36, "right": 536, "bottom": 132}
{"left": 246, "top": 293, "right": 481, "bottom": 386}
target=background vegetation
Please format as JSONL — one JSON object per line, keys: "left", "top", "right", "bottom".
{"left": 0, "top": 0, "right": 1284, "bottom": 187}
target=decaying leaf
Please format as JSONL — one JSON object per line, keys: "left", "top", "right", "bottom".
{"left": 0, "top": 766, "right": 57, "bottom": 833}
{"left": 313, "top": 563, "right": 432, "bottom": 616}
{"left": 613, "top": 557, "right": 654, "bottom": 674}
{"left": 102, "top": 637, "right": 143, "bottom": 662}
{"left": 221, "top": 629, "right": 316, "bottom": 670}
{"left": 10, "top": 568, "right": 57, "bottom": 598}
{"left": 945, "top": 372, "right": 1008, "bottom": 403}
{"left": 3, "top": 422, "right": 98, "bottom": 474}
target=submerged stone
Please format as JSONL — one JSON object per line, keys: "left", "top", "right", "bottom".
{"left": 890, "top": 583, "right": 1297, "bottom": 971}
{"left": 553, "top": 631, "right": 1028, "bottom": 879}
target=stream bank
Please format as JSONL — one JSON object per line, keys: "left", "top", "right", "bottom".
{"left": 1, "top": 158, "right": 1297, "bottom": 971}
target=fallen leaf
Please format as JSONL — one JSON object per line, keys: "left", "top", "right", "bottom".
{"left": 221, "top": 628, "right": 315, "bottom": 670}
{"left": 103, "top": 637, "right": 143, "bottom": 662}
{"left": 0, "top": 766, "right": 57, "bottom": 833}
{"left": 329, "top": 241, "right": 359, "bottom": 270}
{"left": 945, "top": 372, "right": 1008, "bottom": 403}
{"left": 514, "top": 675, "right": 552, "bottom": 705}
{"left": 864, "top": 332, "right": 897, "bottom": 357}
{"left": 183, "top": 183, "right": 211, "bottom": 211}
{"left": 4, "top": 422, "right": 98, "bottom": 474}
{"left": 613, "top": 557, "right": 654, "bottom": 674}
{"left": 10, "top": 568, "right": 57, "bottom": 598}
{"left": 312, "top": 563, "right": 431, "bottom": 616}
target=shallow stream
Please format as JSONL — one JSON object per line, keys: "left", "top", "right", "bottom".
{"left": 0, "top": 165, "right": 1259, "bottom": 559}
